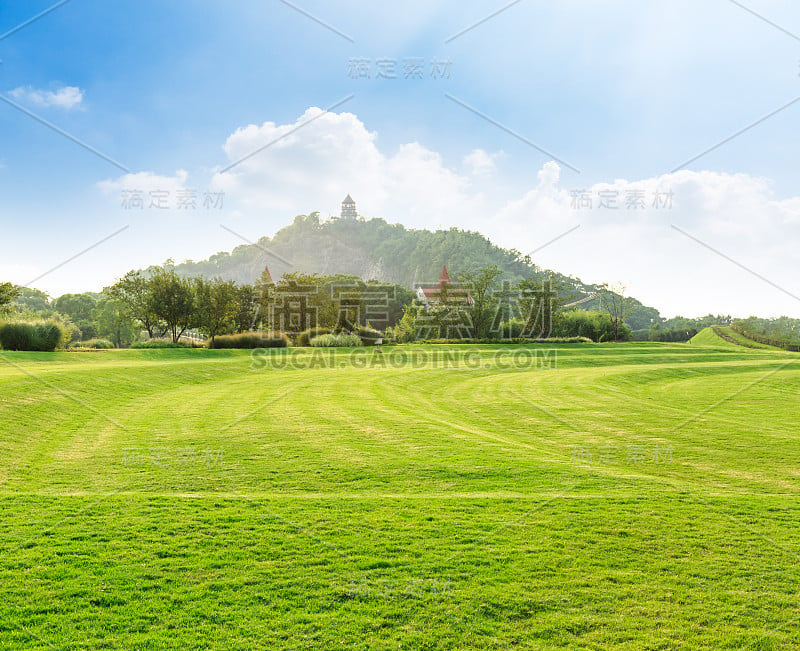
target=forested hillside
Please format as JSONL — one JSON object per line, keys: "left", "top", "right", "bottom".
{"left": 173, "top": 212, "right": 662, "bottom": 328}
{"left": 176, "top": 213, "right": 540, "bottom": 286}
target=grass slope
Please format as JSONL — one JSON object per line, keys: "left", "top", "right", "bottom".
{"left": 1, "top": 343, "right": 799, "bottom": 649}
{"left": 690, "top": 325, "right": 782, "bottom": 350}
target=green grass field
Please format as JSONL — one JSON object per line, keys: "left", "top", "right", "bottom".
{"left": 1, "top": 341, "right": 799, "bottom": 649}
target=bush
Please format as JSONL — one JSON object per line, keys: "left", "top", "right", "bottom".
{"left": 296, "top": 327, "right": 331, "bottom": 347}
{"left": 310, "top": 333, "right": 363, "bottom": 347}
{"left": 72, "top": 338, "right": 114, "bottom": 349}
{"left": 131, "top": 338, "right": 196, "bottom": 349}
{"left": 354, "top": 326, "right": 383, "bottom": 345}
{"left": 412, "top": 337, "right": 592, "bottom": 344}
{"left": 207, "top": 331, "right": 290, "bottom": 349}
{"left": 0, "top": 321, "right": 68, "bottom": 351}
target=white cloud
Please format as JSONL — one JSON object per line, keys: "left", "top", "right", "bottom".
{"left": 211, "top": 108, "right": 479, "bottom": 224}
{"left": 9, "top": 85, "right": 84, "bottom": 109}
{"left": 97, "top": 170, "right": 189, "bottom": 196}
{"left": 463, "top": 149, "right": 502, "bottom": 178}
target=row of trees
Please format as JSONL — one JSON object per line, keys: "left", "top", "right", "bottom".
{"left": 105, "top": 263, "right": 415, "bottom": 345}
{"left": 389, "top": 267, "right": 636, "bottom": 342}
{"left": 734, "top": 316, "right": 800, "bottom": 346}
{"left": 1, "top": 262, "right": 644, "bottom": 348}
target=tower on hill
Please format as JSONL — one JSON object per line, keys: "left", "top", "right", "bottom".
{"left": 341, "top": 194, "right": 357, "bottom": 219}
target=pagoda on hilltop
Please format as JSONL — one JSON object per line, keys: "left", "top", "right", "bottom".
{"left": 340, "top": 194, "right": 357, "bottom": 219}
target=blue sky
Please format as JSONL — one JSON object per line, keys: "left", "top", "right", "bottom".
{"left": 2, "top": 0, "right": 800, "bottom": 316}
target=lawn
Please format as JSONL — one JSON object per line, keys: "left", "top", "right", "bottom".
{"left": 0, "top": 342, "right": 799, "bottom": 649}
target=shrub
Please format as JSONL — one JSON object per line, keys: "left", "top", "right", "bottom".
{"left": 354, "top": 326, "right": 383, "bottom": 345}
{"left": 411, "top": 337, "right": 592, "bottom": 344}
{"left": 0, "top": 321, "right": 69, "bottom": 351}
{"left": 207, "top": 331, "right": 290, "bottom": 349}
{"left": 310, "top": 333, "right": 363, "bottom": 347}
{"left": 72, "top": 338, "right": 114, "bottom": 349}
{"left": 296, "top": 327, "right": 331, "bottom": 347}
{"left": 131, "top": 338, "right": 196, "bottom": 349}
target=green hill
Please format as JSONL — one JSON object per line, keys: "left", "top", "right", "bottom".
{"left": 178, "top": 213, "right": 562, "bottom": 286}
{"left": 174, "top": 213, "right": 661, "bottom": 328}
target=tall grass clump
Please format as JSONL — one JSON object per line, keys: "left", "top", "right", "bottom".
{"left": 310, "top": 333, "right": 363, "bottom": 347}
{"left": 296, "top": 327, "right": 331, "bottom": 347}
{"left": 131, "top": 338, "right": 196, "bottom": 349}
{"left": 207, "top": 331, "right": 290, "bottom": 349}
{"left": 71, "top": 338, "right": 115, "bottom": 350}
{"left": 0, "top": 321, "right": 69, "bottom": 351}
{"left": 354, "top": 326, "right": 383, "bottom": 345}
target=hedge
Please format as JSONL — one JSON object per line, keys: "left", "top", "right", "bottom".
{"left": 207, "top": 331, "right": 290, "bottom": 349}
{"left": 730, "top": 323, "right": 800, "bottom": 352}
{"left": 410, "top": 337, "right": 593, "bottom": 345}
{"left": 131, "top": 339, "right": 197, "bottom": 349}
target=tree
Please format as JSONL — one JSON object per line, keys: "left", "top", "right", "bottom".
{"left": 513, "top": 275, "right": 569, "bottom": 338}
{"left": 255, "top": 266, "right": 276, "bottom": 330}
{"left": 598, "top": 283, "right": 635, "bottom": 341}
{"left": 93, "top": 297, "right": 136, "bottom": 347}
{"left": 232, "top": 284, "right": 258, "bottom": 333}
{"left": 54, "top": 293, "right": 99, "bottom": 340}
{"left": 149, "top": 267, "right": 197, "bottom": 343}
{"left": 457, "top": 265, "right": 504, "bottom": 339}
{"left": 194, "top": 277, "right": 239, "bottom": 345}
{"left": 105, "top": 271, "right": 165, "bottom": 338}
{"left": 271, "top": 272, "right": 337, "bottom": 334}
{"left": 0, "top": 283, "right": 20, "bottom": 315}
{"left": 10, "top": 287, "right": 48, "bottom": 313}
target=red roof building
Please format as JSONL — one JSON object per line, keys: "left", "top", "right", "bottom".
{"left": 416, "top": 266, "right": 474, "bottom": 307}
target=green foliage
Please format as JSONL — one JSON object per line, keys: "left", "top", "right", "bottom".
{"left": 93, "top": 297, "right": 137, "bottom": 348}
{"left": 0, "top": 283, "right": 20, "bottom": 315}
{"left": 105, "top": 270, "right": 166, "bottom": 338}
{"left": 554, "top": 309, "right": 630, "bottom": 342}
{"left": 131, "top": 339, "right": 197, "bottom": 349}
{"left": 389, "top": 305, "right": 419, "bottom": 343}
{"left": 310, "top": 333, "right": 363, "bottom": 347}
{"left": 169, "top": 214, "right": 651, "bottom": 326}
{"left": 647, "top": 326, "right": 698, "bottom": 342}
{"left": 297, "top": 327, "right": 332, "bottom": 347}
{"left": 173, "top": 216, "right": 544, "bottom": 290}
{"left": 597, "top": 283, "right": 635, "bottom": 341}
{"left": 733, "top": 316, "right": 800, "bottom": 347}
{"left": 207, "top": 331, "right": 290, "bottom": 349}
{"left": 730, "top": 321, "right": 800, "bottom": 351}
{"left": 10, "top": 286, "right": 49, "bottom": 313}
{"left": 456, "top": 265, "right": 503, "bottom": 339}
{"left": 54, "top": 293, "right": 99, "bottom": 339}
{"left": 194, "top": 277, "right": 239, "bottom": 344}
{"left": 232, "top": 284, "right": 258, "bottom": 333}
{"left": 148, "top": 265, "right": 197, "bottom": 343}
{"left": 354, "top": 325, "right": 383, "bottom": 345}
{"left": 497, "top": 318, "right": 526, "bottom": 339}
{"left": 72, "top": 338, "right": 115, "bottom": 349}
{"left": 412, "top": 336, "right": 592, "bottom": 344}
{"left": 0, "top": 321, "right": 68, "bottom": 351}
